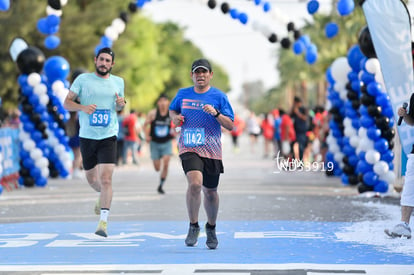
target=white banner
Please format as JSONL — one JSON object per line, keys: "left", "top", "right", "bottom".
{"left": 362, "top": 0, "right": 414, "bottom": 156}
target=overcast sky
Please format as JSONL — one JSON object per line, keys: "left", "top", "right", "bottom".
{"left": 142, "top": 0, "right": 329, "bottom": 93}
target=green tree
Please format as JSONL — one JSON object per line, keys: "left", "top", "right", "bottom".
{"left": 0, "top": 0, "right": 231, "bottom": 113}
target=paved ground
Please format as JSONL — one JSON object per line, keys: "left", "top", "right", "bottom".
{"left": 0, "top": 134, "right": 412, "bottom": 274}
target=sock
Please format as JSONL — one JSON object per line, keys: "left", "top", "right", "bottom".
{"left": 159, "top": 178, "right": 166, "bottom": 187}
{"left": 190, "top": 222, "right": 199, "bottom": 228}
{"left": 100, "top": 208, "right": 110, "bottom": 222}
{"left": 206, "top": 222, "right": 216, "bottom": 229}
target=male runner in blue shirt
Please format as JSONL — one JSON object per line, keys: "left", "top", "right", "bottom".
{"left": 169, "top": 58, "right": 234, "bottom": 249}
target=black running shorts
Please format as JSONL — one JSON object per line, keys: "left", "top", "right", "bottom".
{"left": 80, "top": 136, "right": 117, "bottom": 170}
{"left": 180, "top": 152, "right": 223, "bottom": 189}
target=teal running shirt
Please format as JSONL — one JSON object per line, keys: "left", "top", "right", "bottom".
{"left": 70, "top": 72, "right": 125, "bottom": 140}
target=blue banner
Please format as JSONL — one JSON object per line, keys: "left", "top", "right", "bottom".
{"left": 0, "top": 127, "right": 20, "bottom": 177}
{"left": 362, "top": 0, "right": 414, "bottom": 156}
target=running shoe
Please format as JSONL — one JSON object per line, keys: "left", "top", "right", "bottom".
{"left": 384, "top": 223, "right": 411, "bottom": 239}
{"left": 94, "top": 197, "right": 100, "bottom": 215}
{"left": 185, "top": 224, "right": 200, "bottom": 246}
{"left": 157, "top": 185, "right": 165, "bottom": 194}
{"left": 205, "top": 224, "right": 218, "bottom": 249}
{"left": 95, "top": 220, "right": 108, "bottom": 237}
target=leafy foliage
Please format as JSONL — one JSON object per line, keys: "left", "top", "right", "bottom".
{"left": 0, "top": 0, "right": 230, "bottom": 112}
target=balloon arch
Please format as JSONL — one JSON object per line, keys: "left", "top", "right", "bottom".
{"left": 0, "top": 0, "right": 399, "bottom": 195}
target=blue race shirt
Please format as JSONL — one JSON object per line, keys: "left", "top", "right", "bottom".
{"left": 70, "top": 72, "right": 124, "bottom": 140}
{"left": 169, "top": 86, "right": 234, "bottom": 160}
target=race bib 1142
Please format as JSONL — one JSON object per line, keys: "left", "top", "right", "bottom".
{"left": 183, "top": 128, "right": 205, "bottom": 147}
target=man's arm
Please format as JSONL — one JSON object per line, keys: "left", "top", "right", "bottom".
{"left": 64, "top": 91, "right": 95, "bottom": 114}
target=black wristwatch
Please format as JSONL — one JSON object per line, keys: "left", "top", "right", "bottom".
{"left": 214, "top": 108, "right": 220, "bottom": 118}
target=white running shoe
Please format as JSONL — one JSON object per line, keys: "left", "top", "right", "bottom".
{"left": 384, "top": 223, "right": 411, "bottom": 239}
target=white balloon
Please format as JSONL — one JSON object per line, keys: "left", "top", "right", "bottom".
{"left": 365, "top": 149, "right": 381, "bottom": 164}
{"left": 343, "top": 118, "right": 352, "bottom": 127}
{"left": 33, "top": 83, "right": 47, "bottom": 95}
{"left": 380, "top": 170, "right": 396, "bottom": 184}
{"left": 30, "top": 148, "right": 43, "bottom": 160}
{"left": 350, "top": 135, "right": 360, "bottom": 147}
{"left": 41, "top": 167, "right": 50, "bottom": 178}
{"left": 358, "top": 127, "right": 368, "bottom": 139}
{"left": 60, "top": 0, "right": 68, "bottom": 6}
{"left": 52, "top": 80, "right": 65, "bottom": 92}
{"left": 46, "top": 6, "right": 62, "bottom": 16}
{"left": 112, "top": 18, "right": 126, "bottom": 34}
{"left": 36, "top": 157, "right": 49, "bottom": 168}
{"left": 23, "top": 140, "right": 36, "bottom": 151}
{"left": 105, "top": 26, "right": 119, "bottom": 41}
{"left": 373, "top": 161, "right": 389, "bottom": 176}
{"left": 339, "top": 88, "right": 348, "bottom": 101}
{"left": 344, "top": 126, "right": 357, "bottom": 137}
{"left": 333, "top": 82, "right": 345, "bottom": 92}
{"left": 39, "top": 93, "right": 50, "bottom": 106}
{"left": 360, "top": 137, "right": 374, "bottom": 151}
{"left": 331, "top": 57, "right": 351, "bottom": 84}
{"left": 365, "top": 58, "right": 381, "bottom": 74}
{"left": 334, "top": 152, "right": 344, "bottom": 163}
{"left": 27, "top": 73, "right": 41, "bottom": 87}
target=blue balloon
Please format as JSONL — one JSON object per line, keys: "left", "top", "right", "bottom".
{"left": 381, "top": 150, "right": 395, "bottom": 163}
{"left": 337, "top": 0, "right": 355, "bottom": 16}
{"left": 342, "top": 145, "right": 355, "bottom": 156}
{"left": 254, "top": 0, "right": 261, "bottom": 5}
{"left": 347, "top": 44, "right": 364, "bottom": 72}
{"left": 356, "top": 159, "right": 372, "bottom": 174}
{"left": 307, "top": 0, "right": 319, "bottom": 15}
{"left": 23, "top": 157, "right": 35, "bottom": 170}
{"left": 18, "top": 74, "right": 28, "bottom": 86}
{"left": 360, "top": 72, "right": 375, "bottom": 85}
{"left": 347, "top": 71, "right": 358, "bottom": 82}
{"left": 100, "top": 36, "right": 113, "bottom": 47}
{"left": 325, "top": 67, "right": 335, "bottom": 84}
{"left": 341, "top": 174, "right": 349, "bottom": 185}
{"left": 293, "top": 40, "right": 305, "bottom": 55}
{"left": 299, "top": 35, "right": 311, "bottom": 47}
{"left": 367, "top": 127, "right": 381, "bottom": 140}
{"left": 374, "top": 180, "right": 388, "bottom": 193}
{"left": 263, "top": 2, "right": 271, "bottom": 12}
{"left": 230, "top": 9, "right": 239, "bottom": 19}
{"left": 374, "top": 138, "right": 389, "bottom": 153}
{"left": 23, "top": 121, "right": 35, "bottom": 133}
{"left": 44, "top": 56, "right": 70, "bottom": 82}
{"left": 305, "top": 50, "right": 318, "bottom": 65}
{"left": 351, "top": 118, "right": 360, "bottom": 129}
{"left": 382, "top": 106, "right": 394, "bottom": 119}
{"left": 350, "top": 80, "right": 361, "bottom": 93}
{"left": 36, "top": 18, "right": 48, "bottom": 34}
{"left": 35, "top": 177, "right": 48, "bottom": 187}
{"left": 238, "top": 13, "right": 248, "bottom": 24}
{"left": 348, "top": 154, "right": 359, "bottom": 166}
{"left": 325, "top": 22, "right": 339, "bottom": 39}
{"left": 0, "top": 184, "right": 2, "bottom": 195}
{"left": 363, "top": 171, "right": 378, "bottom": 186}
{"left": 46, "top": 14, "right": 60, "bottom": 27}
{"left": 0, "top": 0, "right": 10, "bottom": 11}
{"left": 44, "top": 35, "right": 61, "bottom": 50}
{"left": 366, "top": 82, "right": 381, "bottom": 96}
{"left": 360, "top": 115, "right": 375, "bottom": 128}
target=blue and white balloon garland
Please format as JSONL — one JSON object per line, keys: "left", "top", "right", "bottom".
{"left": 354, "top": 57, "right": 395, "bottom": 193}
{"left": 324, "top": 49, "right": 396, "bottom": 193}
{"left": 0, "top": 0, "right": 9, "bottom": 11}
{"left": 36, "top": 0, "right": 68, "bottom": 50}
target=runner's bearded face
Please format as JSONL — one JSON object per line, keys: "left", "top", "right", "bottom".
{"left": 95, "top": 53, "right": 113, "bottom": 76}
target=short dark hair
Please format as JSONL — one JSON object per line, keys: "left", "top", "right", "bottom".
{"left": 96, "top": 47, "right": 115, "bottom": 62}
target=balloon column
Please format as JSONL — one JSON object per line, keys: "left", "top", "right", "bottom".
{"left": 14, "top": 43, "right": 72, "bottom": 187}
{"left": 324, "top": 26, "right": 396, "bottom": 194}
